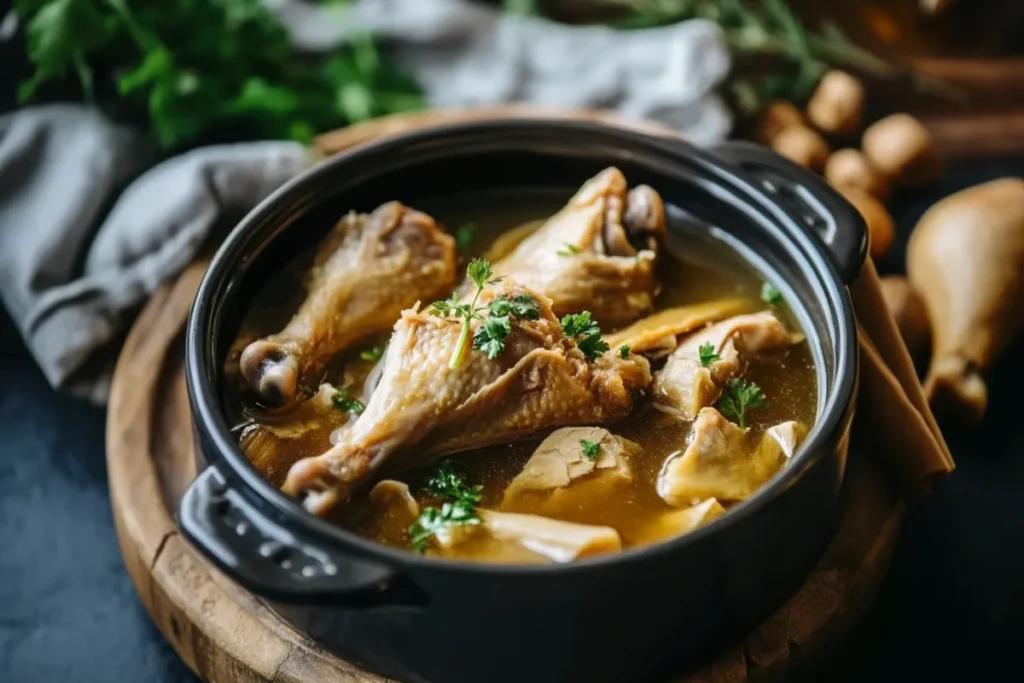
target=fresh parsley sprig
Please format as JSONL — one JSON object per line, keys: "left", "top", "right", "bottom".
{"left": 331, "top": 388, "right": 365, "bottom": 415}
{"left": 761, "top": 282, "right": 785, "bottom": 307}
{"left": 454, "top": 222, "right": 476, "bottom": 252}
{"left": 423, "top": 460, "right": 483, "bottom": 506}
{"left": 410, "top": 461, "right": 483, "bottom": 553}
{"left": 716, "top": 378, "right": 769, "bottom": 428}
{"left": 698, "top": 343, "right": 721, "bottom": 368}
{"left": 619, "top": 345, "right": 631, "bottom": 359}
{"left": 561, "top": 311, "right": 611, "bottom": 361}
{"left": 15, "top": 1, "right": 424, "bottom": 150}
{"left": 431, "top": 259, "right": 540, "bottom": 368}
{"left": 409, "top": 502, "right": 479, "bottom": 554}
{"left": 580, "top": 439, "right": 601, "bottom": 460}
{"left": 360, "top": 346, "right": 385, "bottom": 363}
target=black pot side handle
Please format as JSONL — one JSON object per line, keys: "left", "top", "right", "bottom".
{"left": 711, "top": 140, "right": 868, "bottom": 285}
{"left": 179, "top": 466, "right": 402, "bottom": 606}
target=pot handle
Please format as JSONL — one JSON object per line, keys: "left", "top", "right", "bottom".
{"left": 711, "top": 140, "right": 868, "bottom": 284}
{"left": 180, "top": 465, "right": 402, "bottom": 605}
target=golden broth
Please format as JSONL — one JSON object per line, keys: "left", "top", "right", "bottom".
{"left": 231, "top": 188, "right": 818, "bottom": 556}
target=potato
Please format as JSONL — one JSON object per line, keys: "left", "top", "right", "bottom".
{"left": 757, "top": 100, "right": 806, "bottom": 144}
{"left": 862, "top": 113, "right": 941, "bottom": 187}
{"left": 824, "top": 149, "right": 891, "bottom": 201}
{"left": 839, "top": 186, "right": 895, "bottom": 260}
{"left": 770, "top": 126, "right": 830, "bottom": 173}
{"left": 807, "top": 71, "right": 865, "bottom": 135}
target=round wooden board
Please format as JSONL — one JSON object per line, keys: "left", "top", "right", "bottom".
{"left": 106, "top": 108, "right": 905, "bottom": 683}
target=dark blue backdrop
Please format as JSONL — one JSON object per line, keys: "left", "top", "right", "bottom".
{"left": 2, "top": 160, "right": 1023, "bottom": 683}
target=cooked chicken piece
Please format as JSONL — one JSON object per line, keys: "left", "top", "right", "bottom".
{"left": 369, "top": 480, "right": 420, "bottom": 520}
{"left": 655, "top": 312, "right": 799, "bottom": 418}
{"left": 491, "top": 167, "right": 665, "bottom": 328}
{"left": 434, "top": 509, "right": 623, "bottom": 564}
{"left": 634, "top": 498, "right": 726, "bottom": 545}
{"left": 657, "top": 408, "right": 806, "bottom": 506}
{"left": 282, "top": 283, "right": 652, "bottom": 514}
{"left": 363, "top": 479, "right": 422, "bottom": 542}
{"left": 501, "top": 427, "right": 637, "bottom": 515}
{"left": 239, "top": 202, "right": 458, "bottom": 408}
{"left": 239, "top": 383, "right": 345, "bottom": 476}
{"left": 605, "top": 299, "right": 761, "bottom": 357}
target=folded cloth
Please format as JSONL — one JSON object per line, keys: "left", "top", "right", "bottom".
{"left": 0, "top": 4, "right": 731, "bottom": 402}
{"left": 271, "top": 0, "right": 733, "bottom": 145}
{"left": 0, "top": 107, "right": 313, "bottom": 402}
{"left": 851, "top": 258, "right": 955, "bottom": 494}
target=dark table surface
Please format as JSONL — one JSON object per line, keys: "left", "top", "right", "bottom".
{"left": 2, "top": 159, "right": 1024, "bottom": 683}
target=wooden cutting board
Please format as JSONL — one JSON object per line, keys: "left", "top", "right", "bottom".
{"left": 106, "top": 108, "right": 905, "bottom": 683}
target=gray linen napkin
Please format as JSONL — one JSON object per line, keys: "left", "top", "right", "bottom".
{"left": 0, "top": 0, "right": 731, "bottom": 403}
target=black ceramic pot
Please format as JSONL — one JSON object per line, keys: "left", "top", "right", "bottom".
{"left": 180, "top": 120, "right": 866, "bottom": 683}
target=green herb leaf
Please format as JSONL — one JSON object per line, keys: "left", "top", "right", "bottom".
{"left": 331, "top": 388, "right": 365, "bottom": 415}
{"left": 578, "top": 333, "right": 611, "bottom": 361}
{"left": 557, "top": 243, "right": 582, "bottom": 257}
{"left": 430, "top": 293, "right": 469, "bottom": 318}
{"left": 761, "top": 282, "right": 785, "bottom": 307}
{"left": 409, "top": 501, "right": 480, "bottom": 553}
{"left": 619, "top": 345, "right": 631, "bottom": 359}
{"left": 434, "top": 261, "right": 536, "bottom": 367}
{"left": 699, "top": 343, "right": 721, "bottom": 368}
{"left": 360, "top": 346, "right": 385, "bottom": 363}
{"left": 580, "top": 439, "right": 601, "bottom": 460}
{"left": 560, "top": 311, "right": 601, "bottom": 339}
{"left": 423, "top": 460, "right": 483, "bottom": 506}
{"left": 489, "top": 294, "right": 541, "bottom": 321}
{"left": 716, "top": 378, "right": 769, "bottom": 429}
{"left": 561, "top": 311, "right": 610, "bottom": 361}
{"left": 17, "top": 0, "right": 423, "bottom": 150}
{"left": 454, "top": 222, "right": 476, "bottom": 252}
{"left": 472, "top": 315, "right": 512, "bottom": 359}
{"left": 466, "top": 258, "right": 500, "bottom": 289}
{"left": 411, "top": 460, "right": 483, "bottom": 552}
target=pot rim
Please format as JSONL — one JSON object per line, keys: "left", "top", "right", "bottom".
{"left": 185, "top": 117, "right": 860, "bottom": 579}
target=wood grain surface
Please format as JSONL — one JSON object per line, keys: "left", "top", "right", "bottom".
{"left": 106, "top": 108, "right": 905, "bottom": 683}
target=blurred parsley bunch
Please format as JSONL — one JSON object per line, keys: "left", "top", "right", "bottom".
{"left": 14, "top": 0, "right": 424, "bottom": 149}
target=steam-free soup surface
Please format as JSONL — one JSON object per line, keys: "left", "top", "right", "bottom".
{"left": 230, "top": 187, "right": 817, "bottom": 560}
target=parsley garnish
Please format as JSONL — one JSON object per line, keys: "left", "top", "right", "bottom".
{"left": 431, "top": 260, "right": 540, "bottom": 368}
{"left": 716, "top": 378, "right": 769, "bottom": 428}
{"left": 409, "top": 502, "right": 480, "bottom": 553}
{"left": 331, "top": 388, "right": 365, "bottom": 415}
{"left": 454, "top": 222, "right": 476, "bottom": 252}
{"left": 561, "top": 311, "right": 611, "bottom": 360}
{"left": 557, "top": 243, "right": 582, "bottom": 256}
{"left": 761, "top": 282, "right": 785, "bottom": 307}
{"left": 698, "top": 343, "right": 721, "bottom": 368}
{"left": 580, "top": 439, "right": 601, "bottom": 460}
{"left": 472, "top": 294, "right": 542, "bottom": 359}
{"left": 430, "top": 259, "right": 503, "bottom": 369}
{"left": 15, "top": 6, "right": 423, "bottom": 150}
{"left": 360, "top": 346, "right": 385, "bottom": 363}
{"left": 410, "top": 461, "right": 483, "bottom": 553}
{"left": 619, "top": 345, "right": 631, "bottom": 359}
{"left": 423, "top": 461, "right": 483, "bottom": 506}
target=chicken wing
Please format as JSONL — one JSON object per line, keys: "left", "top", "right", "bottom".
{"left": 491, "top": 167, "right": 666, "bottom": 328}
{"left": 239, "top": 202, "right": 458, "bottom": 408}
{"left": 282, "top": 283, "right": 652, "bottom": 514}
